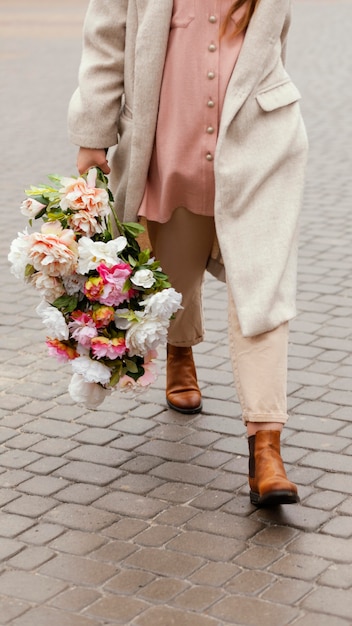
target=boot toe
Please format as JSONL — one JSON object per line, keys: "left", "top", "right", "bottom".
{"left": 167, "top": 390, "right": 202, "bottom": 414}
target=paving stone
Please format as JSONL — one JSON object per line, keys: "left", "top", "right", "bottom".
{"left": 125, "top": 546, "right": 204, "bottom": 577}
{"left": 39, "top": 554, "right": 116, "bottom": 586}
{"left": 292, "top": 615, "right": 350, "bottom": 626}
{"left": 0, "top": 538, "right": 24, "bottom": 561}
{"left": 209, "top": 595, "right": 298, "bottom": 625}
{"left": 262, "top": 577, "right": 313, "bottom": 605}
{"left": 150, "top": 461, "right": 218, "bottom": 486}
{"left": 3, "top": 495, "right": 57, "bottom": 517}
{"left": 0, "top": 513, "right": 35, "bottom": 538}
{"left": 104, "top": 569, "right": 155, "bottom": 595}
{"left": 0, "top": 570, "right": 67, "bottom": 603}
{"left": 50, "top": 530, "right": 107, "bottom": 557}
{"left": 0, "top": 488, "right": 20, "bottom": 507}
{"left": 0, "top": 598, "right": 30, "bottom": 624}
{"left": 94, "top": 491, "right": 166, "bottom": 519}
{"left": 134, "top": 524, "right": 179, "bottom": 547}
{"left": 54, "top": 461, "right": 122, "bottom": 486}
{"left": 17, "top": 476, "right": 69, "bottom": 497}
{"left": 168, "top": 530, "right": 245, "bottom": 561}
{"left": 0, "top": 450, "right": 41, "bottom": 469}
{"left": 134, "top": 605, "right": 220, "bottom": 626}
{"left": 8, "top": 546, "right": 55, "bottom": 570}
{"left": 44, "top": 503, "right": 117, "bottom": 532}
{"left": 18, "top": 523, "right": 65, "bottom": 546}
{"left": 49, "top": 588, "right": 101, "bottom": 612}
{"left": 138, "top": 578, "right": 188, "bottom": 602}
{"left": 85, "top": 594, "right": 150, "bottom": 623}
{"left": 148, "top": 482, "right": 201, "bottom": 503}
{"left": 302, "top": 586, "right": 352, "bottom": 621}
{"left": 72, "top": 428, "right": 119, "bottom": 445}
{"left": 134, "top": 440, "right": 203, "bottom": 462}
{"left": 254, "top": 504, "right": 330, "bottom": 532}
{"left": 54, "top": 483, "right": 107, "bottom": 505}
{"left": 11, "top": 606, "right": 100, "bottom": 626}
{"left": 186, "top": 510, "right": 262, "bottom": 541}
{"left": 101, "top": 518, "right": 148, "bottom": 541}
{"left": 320, "top": 515, "right": 352, "bottom": 538}
{"left": 110, "top": 473, "right": 164, "bottom": 496}
{"left": 30, "top": 438, "right": 79, "bottom": 457}
{"left": 65, "top": 444, "right": 132, "bottom": 467}
{"left": 172, "top": 584, "right": 224, "bottom": 611}
{"left": 226, "top": 570, "right": 275, "bottom": 595}
{"left": 269, "top": 553, "right": 330, "bottom": 580}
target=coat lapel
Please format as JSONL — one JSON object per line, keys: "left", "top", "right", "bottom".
{"left": 133, "top": 0, "right": 173, "bottom": 125}
{"left": 220, "top": 0, "right": 290, "bottom": 131}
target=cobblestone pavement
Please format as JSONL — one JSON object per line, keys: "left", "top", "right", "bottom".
{"left": 0, "top": 0, "right": 351, "bottom": 624}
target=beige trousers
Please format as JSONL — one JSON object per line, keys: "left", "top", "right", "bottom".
{"left": 147, "top": 207, "right": 288, "bottom": 425}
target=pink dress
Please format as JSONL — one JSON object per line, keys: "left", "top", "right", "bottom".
{"left": 138, "top": 0, "right": 247, "bottom": 223}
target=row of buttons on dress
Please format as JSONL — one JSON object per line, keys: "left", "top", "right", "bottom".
{"left": 206, "top": 14, "right": 218, "bottom": 162}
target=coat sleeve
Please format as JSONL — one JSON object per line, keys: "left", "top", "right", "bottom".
{"left": 68, "top": 0, "right": 128, "bottom": 149}
{"left": 280, "top": 1, "right": 291, "bottom": 65}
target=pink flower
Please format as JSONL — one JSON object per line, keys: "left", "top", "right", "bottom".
{"left": 84, "top": 276, "right": 104, "bottom": 301}
{"left": 90, "top": 336, "right": 127, "bottom": 359}
{"left": 28, "top": 221, "right": 78, "bottom": 277}
{"left": 68, "top": 311, "right": 98, "bottom": 348}
{"left": 46, "top": 338, "right": 79, "bottom": 362}
{"left": 59, "top": 171, "right": 110, "bottom": 218}
{"left": 97, "top": 262, "right": 134, "bottom": 306}
{"left": 68, "top": 210, "right": 103, "bottom": 237}
{"left": 92, "top": 305, "right": 115, "bottom": 328}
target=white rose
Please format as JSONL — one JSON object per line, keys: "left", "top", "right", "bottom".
{"left": 141, "top": 288, "right": 182, "bottom": 320}
{"left": 125, "top": 314, "right": 168, "bottom": 357}
{"left": 77, "top": 236, "right": 127, "bottom": 274}
{"left": 8, "top": 230, "right": 32, "bottom": 279}
{"left": 131, "top": 269, "right": 155, "bottom": 289}
{"left": 71, "top": 355, "right": 111, "bottom": 385}
{"left": 36, "top": 300, "right": 69, "bottom": 340}
{"left": 68, "top": 373, "right": 110, "bottom": 409}
{"left": 20, "top": 198, "right": 46, "bottom": 218}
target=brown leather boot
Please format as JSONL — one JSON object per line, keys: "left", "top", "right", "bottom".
{"left": 166, "top": 344, "right": 202, "bottom": 414}
{"left": 248, "top": 430, "right": 299, "bottom": 507}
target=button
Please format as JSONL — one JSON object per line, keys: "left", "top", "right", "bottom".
{"left": 209, "top": 15, "right": 217, "bottom": 23}
{"left": 207, "top": 71, "right": 215, "bottom": 79}
{"left": 206, "top": 126, "right": 215, "bottom": 134}
{"left": 207, "top": 99, "right": 215, "bottom": 108}
{"left": 206, "top": 153, "right": 213, "bottom": 161}
{"left": 208, "top": 43, "right": 217, "bottom": 52}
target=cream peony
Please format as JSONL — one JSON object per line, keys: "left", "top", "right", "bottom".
{"left": 141, "top": 288, "right": 182, "bottom": 320}
{"left": 8, "top": 230, "right": 32, "bottom": 279}
{"left": 68, "top": 373, "right": 110, "bottom": 409}
{"left": 77, "top": 236, "right": 127, "bottom": 274}
{"left": 125, "top": 314, "right": 168, "bottom": 357}
{"left": 71, "top": 355, "right": 111, "bottom": 385}
{"left": 60, "top": 169, "right": 110, "bottom": 218}
{"left": 28, "top": 221, "right": 78, "bottom": 277}
{"left": 36, "top": 300, "right": 69, "bottom": 340}
{"left": 30, "top": 272, "right": 66, "bottom": 302}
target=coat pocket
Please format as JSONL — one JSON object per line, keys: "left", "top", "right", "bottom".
{"left": 256, "top": 80, "right": 301, "bottom": 112}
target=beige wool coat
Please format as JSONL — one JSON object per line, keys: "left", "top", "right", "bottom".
{"left": 68, "top": 0, "right": 308, "bottom": 337}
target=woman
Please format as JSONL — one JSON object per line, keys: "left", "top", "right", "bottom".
{"left": 68, "top": 0, "right": 308, "bottom": 507}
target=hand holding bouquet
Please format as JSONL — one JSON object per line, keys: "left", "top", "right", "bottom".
{"left": 8, "top": 168, "right": 182, "bottom": 408}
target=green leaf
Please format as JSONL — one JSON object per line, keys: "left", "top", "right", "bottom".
{"left": 24, "top": 264, "right": 35, "bottom": 278}
{"left": 52, "top": 294, "right": 79, "bottom": 313}
{"left": 123, "top": 222, "right": 145, "bottom": 238}
{"left": 125, "top": 359, "right": 139, "bottom": 374}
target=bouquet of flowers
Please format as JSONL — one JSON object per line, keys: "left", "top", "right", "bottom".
{"left": 8, "top": 168, "right": 182, "bottom": 408}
